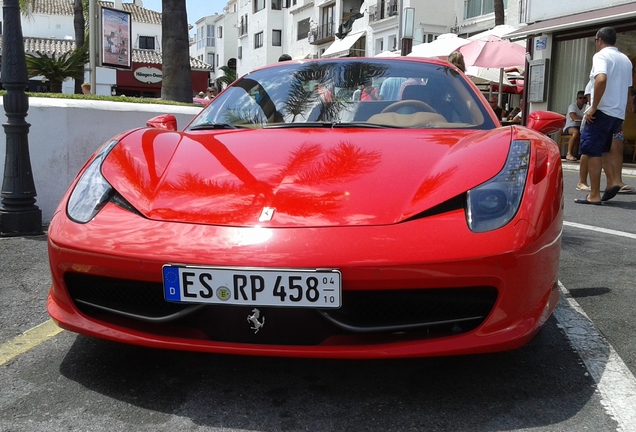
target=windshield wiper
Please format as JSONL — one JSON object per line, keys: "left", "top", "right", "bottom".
{"left": 266, "top": 122, "right": 396, "bottom": 129}
{"left": 189, "top": 123, "right": 246, "bottom": 130}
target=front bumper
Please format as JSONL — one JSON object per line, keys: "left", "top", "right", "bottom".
{"left": 48, "top": 203, "right": 561, "bottom": 359}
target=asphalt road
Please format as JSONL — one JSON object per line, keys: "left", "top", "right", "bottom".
{"left": 1, "top": 167, "right": 635, "bottom": 431}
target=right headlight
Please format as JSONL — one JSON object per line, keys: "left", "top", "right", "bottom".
{"left": 66, "top": 140, "right": 118, "bottom": 223}
{"left": 466, "top": 140, "right": 530, "bottom": 233}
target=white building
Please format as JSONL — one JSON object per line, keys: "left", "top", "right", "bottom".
{"left": 205, "top": 0, "right": 521, "bottom": 78}
{"left": 0, "top": 0, "right": 211, "bottom": 96}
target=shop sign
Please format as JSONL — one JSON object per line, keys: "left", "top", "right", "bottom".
{"left": 134, "top": 67, "right": 163, "bottom": 84}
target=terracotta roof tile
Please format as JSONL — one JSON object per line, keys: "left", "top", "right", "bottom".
{"left": 30, "top": 0, "right": 162, "bottom": 25}
{"left": 0, "top": 36, "right": 212, "bottom": 70}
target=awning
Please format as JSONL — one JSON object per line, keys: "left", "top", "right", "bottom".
{"left": 506, "top": 4, "right": 636, "bottom": 40}
{"left": 321, "top": 31, "right": 365, "bottom": 58}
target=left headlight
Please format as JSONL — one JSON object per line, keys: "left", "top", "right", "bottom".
{"left": 67, "top": 140, "right": 118, "bottom": 223}
{"left": 466, "top": 140, "right": 530, "bottom": 233}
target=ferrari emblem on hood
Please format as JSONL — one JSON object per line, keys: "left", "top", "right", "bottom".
{"left": 259, "top": 207, "right": 275, "bottom": 222}
{"left": 247, "top": 308, "right": 265, "bottom": 333}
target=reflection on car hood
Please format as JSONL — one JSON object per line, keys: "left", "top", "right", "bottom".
{"left": 101, "top": 127, "right": 512, "bottom": 227}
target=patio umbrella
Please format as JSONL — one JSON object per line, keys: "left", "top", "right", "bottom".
{"left": 459, "top": 35, "right": 526, "bottom": 69}
{"left": 374, "top": 50, "right": 401, "bottom": 57}
{"left": 466, "top": 66, "right": 513, "bottom": 86}
{"left": 468, "top": 24, "right": 519, "bottom": 41}
{"left": 407, "top": 33, "right": 471, "bottom": 58}
{"left": 460, "top": 36, "right": 526, "bottom": 108}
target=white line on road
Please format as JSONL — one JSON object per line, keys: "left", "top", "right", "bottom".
{"left": 563, "top": 221, "right": 636, "bottom": 240}
{"left": 555, "top": 282, "right": 636, "bottom": 432}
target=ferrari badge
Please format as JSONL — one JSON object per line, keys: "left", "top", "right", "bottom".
{"left": 259, "top": 207, "right": 275, "bottom": 222}
{"left": 247, "top": 308, "right": 265, "bottom": 333}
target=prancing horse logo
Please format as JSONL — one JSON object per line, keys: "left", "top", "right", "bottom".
{"left": 247, "top": 308, "right": 265, "bottom": 333}
{"left": 259, "top": 207, "right": 275, "bottom": 222}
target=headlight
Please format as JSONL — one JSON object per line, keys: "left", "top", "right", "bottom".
{"left": 67, "top": 140, "right": 118, "bottom": 223}
{"left": 466, "top": 140, "right": 530, "bottom": 233}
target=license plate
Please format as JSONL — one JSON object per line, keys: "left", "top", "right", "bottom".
{"left": 163, "top": 265, "right": 341, "bottom": 308}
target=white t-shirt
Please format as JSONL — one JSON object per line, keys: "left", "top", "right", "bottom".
{"left": 564, "top": 102, "right": 587, "bottom": 130}
{"left": 588, "top": 46, "right": 633, "bottom": 120}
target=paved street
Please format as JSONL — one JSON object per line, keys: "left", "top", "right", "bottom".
{"left": 1, "top": 167, "right": 635, "bottom": 431}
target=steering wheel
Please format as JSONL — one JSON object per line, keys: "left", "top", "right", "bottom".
{"left": 381, "top": 100, "right": 437, "bottom": 114}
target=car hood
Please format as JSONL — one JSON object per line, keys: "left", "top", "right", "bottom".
{"left": 101, "top": 127, "right": 512, "bottom": 227}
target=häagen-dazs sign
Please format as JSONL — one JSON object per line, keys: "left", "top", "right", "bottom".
{"left": 134, "top": 66, "right": 162, "bottom": 84}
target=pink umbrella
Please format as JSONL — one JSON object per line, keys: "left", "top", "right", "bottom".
{"left": 458, "top": 35, "right": 526, "bottom": 68}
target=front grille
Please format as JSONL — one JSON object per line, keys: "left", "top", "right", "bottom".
{"left": 65, "top": 273, "right": 189, "bottom": 318}
{"left": 324, "top": 288, "right": 497, "bottom": 331}
{"left": 64, "top": 272, "right": 498, "bottom": 345}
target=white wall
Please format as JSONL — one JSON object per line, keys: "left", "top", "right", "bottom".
{"left": 22, "top": 13, "right": 74, "bottom": 39}
{"left": 525, "top": 0, "right": 632, "bottom": 22}
{"left": 0, "top": 99, "right": 202, "bottom": 223}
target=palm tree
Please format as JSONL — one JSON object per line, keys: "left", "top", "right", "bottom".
{"left": 26, "top": 48, "right": 89, "bottom": 93}
{"left": 72, "top": 0, "right": 87, "bottom": 94}
{"left": 494, "top": 0, "right": 505, "bottom": 26}
{"left": 161, "top": 0, "right": 192, "bottom": 102}
{"left": 20, "top": 0, "right": 88, "bottom": 94}
{"left": 216, "top": 65, "right": 237, "bottom": 89}
{"left": 18, "top": 0, "right": 32, "bottom": 14}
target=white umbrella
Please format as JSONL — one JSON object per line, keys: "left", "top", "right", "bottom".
{"left": 374, "top": 50, "right": 401, "bottom": 57}
{"left": 407, "top": 33, "right": 471, "bottom": 58}
{"left": 468, "top": 24, "right": 519, "bottom": 40}
{"left": 466, "top": 66, "right": 513, "bottom": 86}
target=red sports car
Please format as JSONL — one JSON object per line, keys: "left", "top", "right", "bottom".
{"left": 47, "top": 58, "right": 566, "bottom": 358}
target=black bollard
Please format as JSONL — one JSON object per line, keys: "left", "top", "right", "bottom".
{"left": 0, "top": 0, "right": 43, "bottom": 236}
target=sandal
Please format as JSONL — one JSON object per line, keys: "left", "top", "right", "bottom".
{"left": 618, "top": 185, "right": 636, "bottom": 194}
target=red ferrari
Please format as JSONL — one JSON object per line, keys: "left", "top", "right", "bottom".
{"left": 47, "top": 58, "right": 566, "bottom": 358}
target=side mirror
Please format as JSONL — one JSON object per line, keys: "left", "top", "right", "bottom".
{"left": 146, "top": 114, "right": 177, "bottom": 131}
{"left": 526, "top": 111, "right": 566, "bottom": 135}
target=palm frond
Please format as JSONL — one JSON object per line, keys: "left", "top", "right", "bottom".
{"left": 26, "top": 47, "right": 89, "bottom": 92}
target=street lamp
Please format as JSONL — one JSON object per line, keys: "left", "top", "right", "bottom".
{"left": 401, "top": 7, "right": 415, "bottom": 56}
{"left": 1, "top": 0, "right": 43, "bottom": 236}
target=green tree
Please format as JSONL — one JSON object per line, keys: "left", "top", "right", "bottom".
{"left": 494, "top": 0, "right": 505, "bottom": 26}
{"left": 26, "top": 48, "right": 89, "bottom": 93}
{"left": 161, "top": 0, "right": 192, "bottom": 102}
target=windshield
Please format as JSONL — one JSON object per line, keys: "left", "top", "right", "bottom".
{"left": 188, "top": 59, "right": 496, "bottom": 130}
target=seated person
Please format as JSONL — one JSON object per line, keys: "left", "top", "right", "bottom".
{"left": 360, "top": 83, "right": 380, "bottom": 101}
{"left": 489, "top": 96, "right": 503, "bottom": 120}
{"left": 563, "top": 90, "right": 587, "bottom": 160}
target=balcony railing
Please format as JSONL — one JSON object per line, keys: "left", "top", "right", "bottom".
{"left": 310, "top": 21, "right": 336, "bottom": 44}
{"left": 368, "top": 0, "right": 398, "bottom": 22}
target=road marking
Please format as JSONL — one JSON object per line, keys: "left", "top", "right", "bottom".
{"left": 564, "top": 221, "right": 636, "bottom": 240}
{"left": 555, "top": 282, "right": 636, "bottom": 432}
{"left": 0, "top": 320, "right": 63, "bottom": 367}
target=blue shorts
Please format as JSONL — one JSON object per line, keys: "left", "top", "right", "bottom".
{"left": 579, "top": 110, "right": 623, "bottom": 157}
{"left": 564, "top": 125, "right": 580, "bottom": 135}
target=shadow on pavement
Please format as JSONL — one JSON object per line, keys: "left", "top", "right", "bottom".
{"left": 50, "top": 317, "right": 605, "bottom": 431}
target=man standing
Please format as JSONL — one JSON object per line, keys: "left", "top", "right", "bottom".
{"left": 564, "top": 90, "right": 587, "bottom": 161}
{"left": 575, "top": 27, "right": 633, "bottom": 205}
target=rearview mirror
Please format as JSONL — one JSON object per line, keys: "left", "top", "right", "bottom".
{"left": 146, "top": 114, "right": 177, "bottom": 131}
{"left": 526, "top": 111, "right": 566, "bottom": 135}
